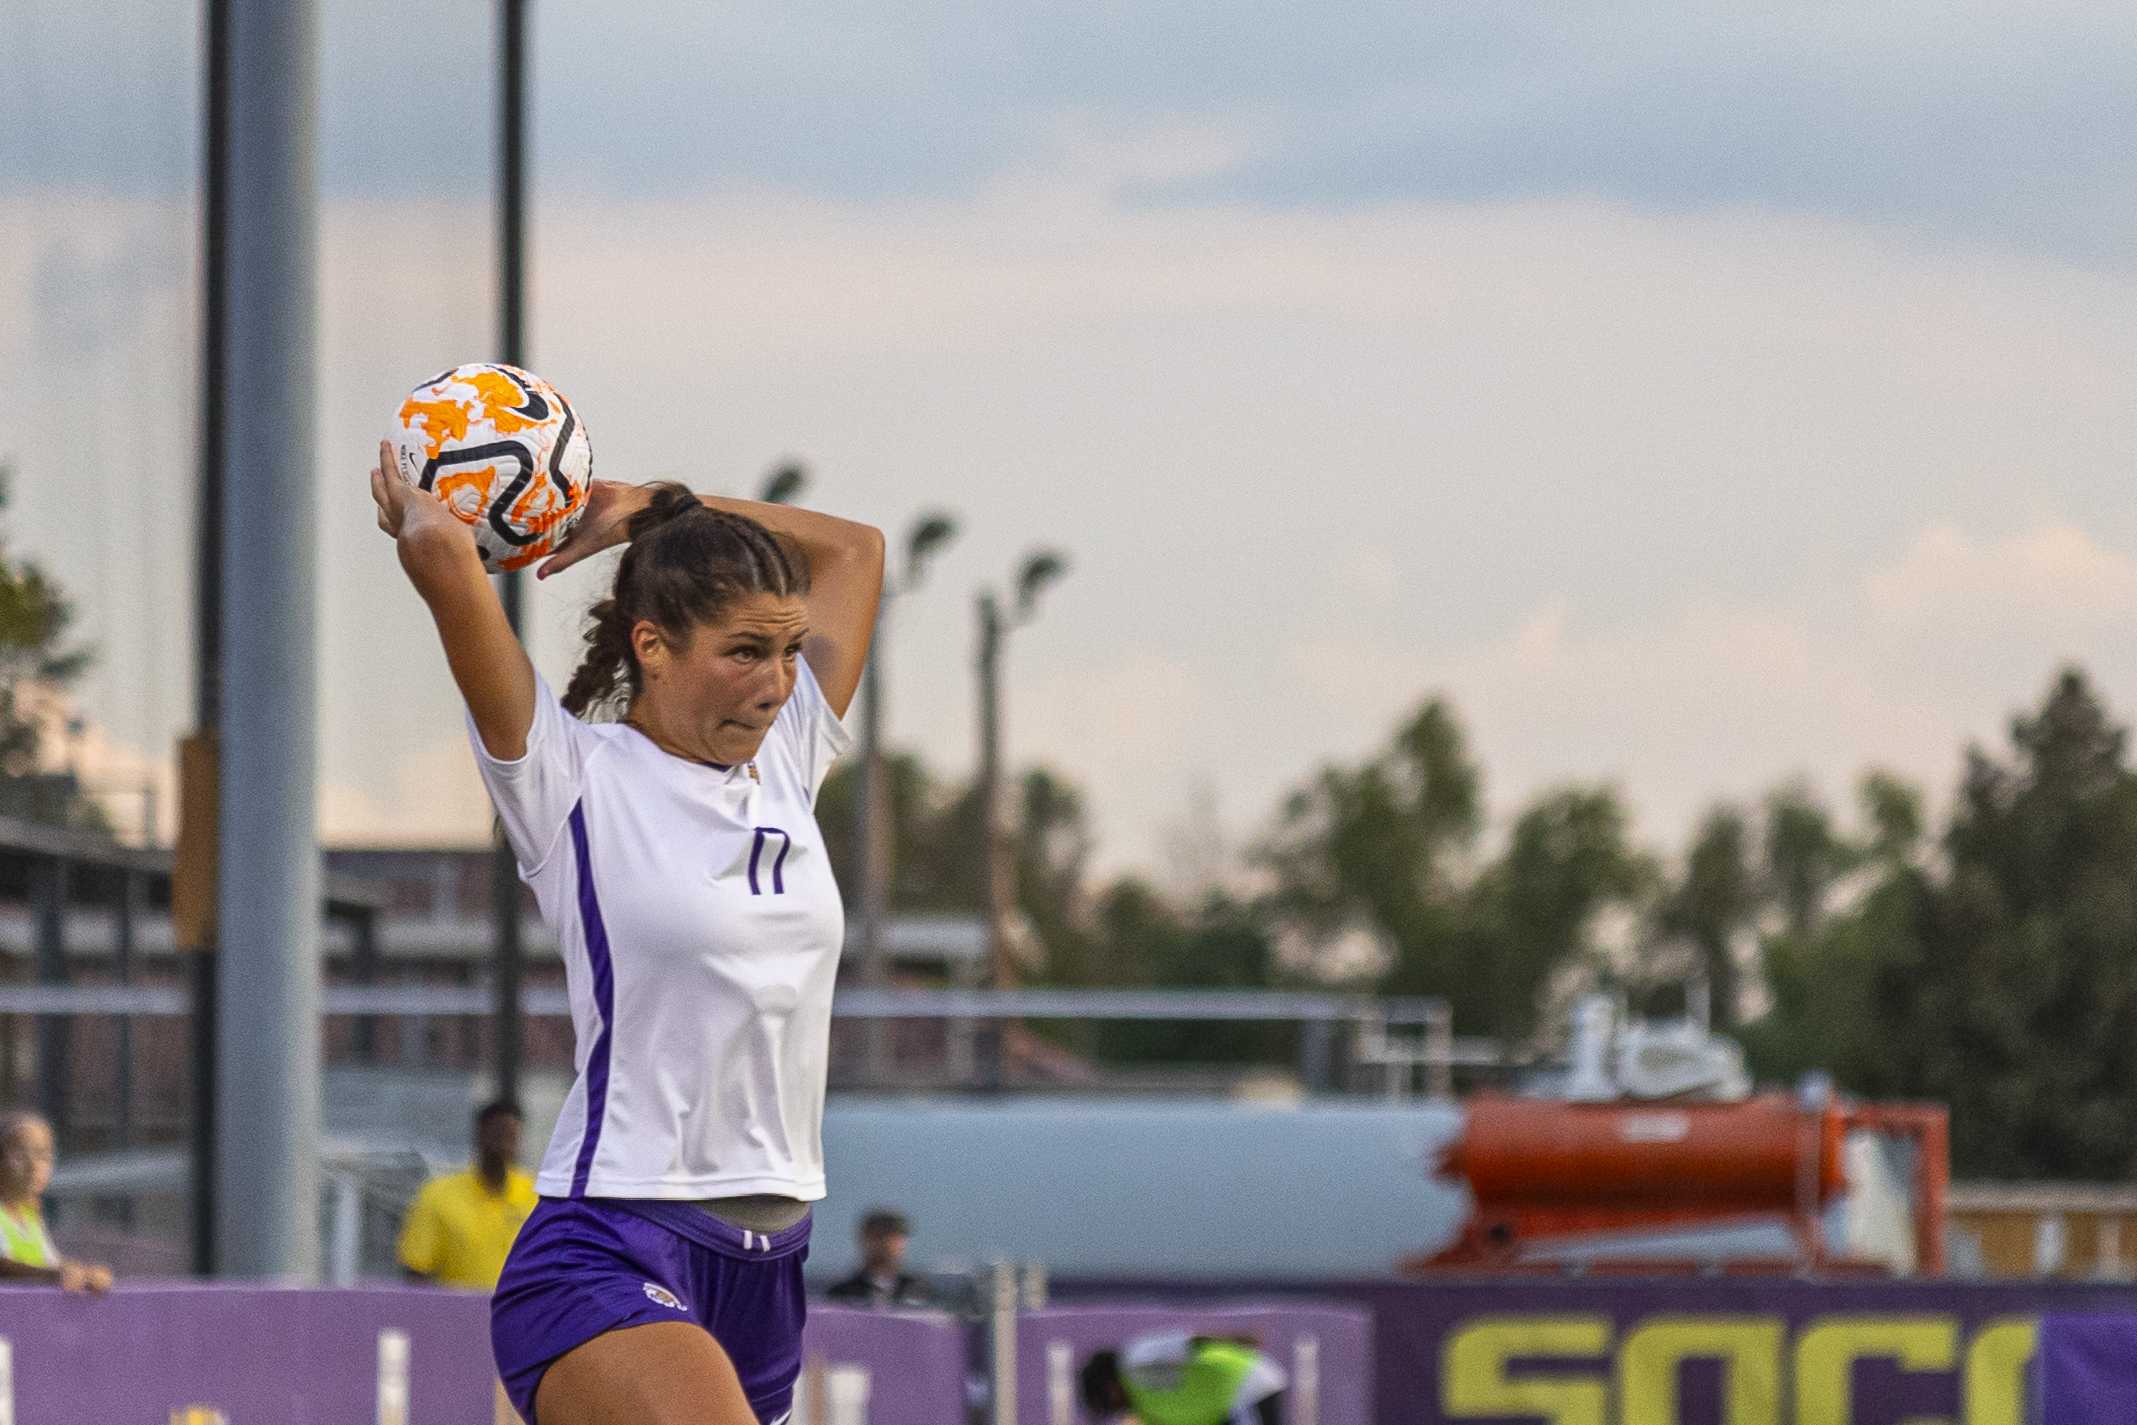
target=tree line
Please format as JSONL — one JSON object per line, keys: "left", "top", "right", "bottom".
{"left": 7, "top": 472, "right": 2136, "bottom": 1178}
{"left": 821, "top": 667, "right": 2137, "bottom": 1181}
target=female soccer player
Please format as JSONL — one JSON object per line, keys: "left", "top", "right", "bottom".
{"left": 371, "top": 441, "right": 883, "bottom": 1425}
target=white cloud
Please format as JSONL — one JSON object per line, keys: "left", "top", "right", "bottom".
{"left": 8, "top": 180, "right": 2137, "bottom": 875}
{"left": 1867, "top": 524, "right": 2137, "bottom": 623}
{"left": 1371, "top": 519, "right": 2137, "bottom": 854}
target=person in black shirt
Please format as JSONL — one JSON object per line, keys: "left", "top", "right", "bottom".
{"left": 825, "top": 1208, "right": 933, "bottom": 1308}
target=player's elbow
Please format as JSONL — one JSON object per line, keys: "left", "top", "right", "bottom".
{"left": 837, "top": 520, "right": 885, "bottom": 578}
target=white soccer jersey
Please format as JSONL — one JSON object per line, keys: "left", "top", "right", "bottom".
{"left": 468, "top": 658, "right": 852, "bottom": 1200}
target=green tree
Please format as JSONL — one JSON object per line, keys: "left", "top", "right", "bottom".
{"left": 1858, "top": 768, "right": 1924, "bottom": 866}
{"left": 1926, "top": 669, "right": 2137, "bottom": 1176}
{"left": 1014, "top": 767, "right": 1095, "bottom": 974}
{"left": 1762, "top": 779, "right": 1857, "bottom": 940}
{"left": 1742, "top": 770, "right": 1931, "bottom": 1093}
{"left": 818, "top": 755, "right": 1105, "bottom": 982}
{"left": 1264, "top": 699, "right": 1651, "bottom": 1040}
{"left": 819, "top": 749, "right": 979, "bottom": 913}
{"left": 1653, "top": 806, "right": 1760, "bottom": 1028}
{"left": 1744, "top": 670, "right": 2137, "bottom": 1179}
{"left": 1435, "top": 785, "right": 1652, "bottom": 1040}
{"left": 1074, "top": 880, "right": 1285, "bottom": 1064}
{"left": 0, "top": 464, "right": 100, "bottom": 829}
{"left": 1262, "top": 699, "right": 1481, "bottom": 986}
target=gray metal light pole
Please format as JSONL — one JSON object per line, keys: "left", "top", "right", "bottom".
{"left": 854, "top": 514, "right": 957, "bottom": 1082}
{"left": 491, "top": 0, "right": 530, "bottom": 1113}
{"left": 215, "top": 0, "right": 320, "bottom": 1278}
{"left": 974, "top": 552, "right": 1066, "bottom": 1086}
{"left": 188, "top": 0, "right": 231, "bottom": 1282}
{"left": 976, "top": 593, "right": 1006, "bottom": 987}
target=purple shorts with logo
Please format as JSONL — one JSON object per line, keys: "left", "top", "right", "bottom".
{"left": 491, "top": 1197, "right": 811, "bottom": 1425}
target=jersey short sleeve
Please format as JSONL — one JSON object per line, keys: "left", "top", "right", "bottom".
{"left": 466, "top": 674, "right": 600, "bottom": 874}
{"left": 394, "top": 1180, "right": 445, "bottom": 1276}
{"left": 769, "top": 655, "right": 854, "bottom": 801}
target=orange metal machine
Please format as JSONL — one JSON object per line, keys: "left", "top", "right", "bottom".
{"left": 1408, "top": 1094, "right": 1949, "bottom": 1276}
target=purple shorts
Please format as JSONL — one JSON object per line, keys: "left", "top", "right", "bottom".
{"left": 491, "top": 1197, "right": 811, "bottom": 1425}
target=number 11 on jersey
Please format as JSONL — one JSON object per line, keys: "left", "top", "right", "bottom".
{"left": 748, "top": 828, "right": 792, "bottom": 895}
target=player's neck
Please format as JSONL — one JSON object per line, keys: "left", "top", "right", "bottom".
{"left": 624, "top": 702, "right": 726, "bottom": 768}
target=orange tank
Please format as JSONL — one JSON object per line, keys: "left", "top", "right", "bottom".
{"left": 1442, "top": 1093, "right": 1845, "bottom": 1209}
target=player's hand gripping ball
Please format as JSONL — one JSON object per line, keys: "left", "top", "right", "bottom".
{"left": 386, "top": 363, "right": 592, "bottom": 570}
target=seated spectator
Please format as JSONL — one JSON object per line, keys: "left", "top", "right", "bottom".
{"left": 825, "top": 1207, "right": 933, "bottom": 1308}
{"left": 1081, "top": 1331, "right": 1288, "bottom": 1425}
{"left": 0, "top": 1109, "right": 112, "bottom": 1292}
{"left": 398, "top": 1099, "right": 536, "bottom": 1290}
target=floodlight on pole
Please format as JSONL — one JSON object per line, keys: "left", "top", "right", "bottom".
{"left": 760, "top": 462, "right": 809, "bottom": 505}
{"left": 906, "top": 512, "right": 959, "bottom": 586}
{"left": 1013, "top": 550, "right": 1068, "bottom": 623}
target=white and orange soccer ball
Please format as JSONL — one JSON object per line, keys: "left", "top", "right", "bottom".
{"left": 387, "top": 363, "right": 593, "bottom": 570}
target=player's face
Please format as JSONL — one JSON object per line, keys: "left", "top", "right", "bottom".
{"left": 648, "top": 592, "right": 811, "bottom": 765}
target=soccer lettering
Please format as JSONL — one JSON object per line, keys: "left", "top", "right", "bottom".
{"left": 1440, "top": 1312, "right": 2029, "bottom": 1425}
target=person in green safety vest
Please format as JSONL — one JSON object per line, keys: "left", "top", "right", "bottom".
{"left": 1079, "top": 1330, "right": 1288, "bottom": 1425}
{"left": 0, "top": 1110, "right": 112, "bottom": 1291}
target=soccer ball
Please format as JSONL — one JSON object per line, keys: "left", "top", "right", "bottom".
{"left": 387, "top": 363, "right": 593, "bottom": 571}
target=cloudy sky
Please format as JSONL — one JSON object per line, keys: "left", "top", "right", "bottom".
{"left": 4, "top": 1, "right": 2136, "bottom": 877}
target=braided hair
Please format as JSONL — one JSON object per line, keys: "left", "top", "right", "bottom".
{"left": 561, "top": 483, "right": 810, "bottom": 719}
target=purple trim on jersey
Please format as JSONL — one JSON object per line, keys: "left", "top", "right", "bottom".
{"left": 770, "top": 830, "right": 791, "bottom": 893}
{"left": 568, "top": 802, "right": 614, "bottom": 1197}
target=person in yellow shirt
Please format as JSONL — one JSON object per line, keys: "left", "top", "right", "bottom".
{"left": 0, "top": 1109, "right": 112, "bottom": 1292}
{"left": 399, "top": 1099, "right": 537, "bottom": 1290}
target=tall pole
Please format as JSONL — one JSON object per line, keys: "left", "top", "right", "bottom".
{"left": 216, "top": 0, "right": 320, "bottom": 1277}
{"left": 854, "top": 616, "right": 891, "bottom": 1079}
{"left": 491, "top": 0, "right": 530, "bottom": 1109}
{"left": 854, "top": 515, "right": 955, "bottom": 1084}
{"left": 973, "top": 592, "right": 1005, "bottom": 1087}
{"left": 976, "top": 593, "right": 1008, "bottom": 991}
{"left": 190, "top": 0, "right": 230, "bottom": 1279}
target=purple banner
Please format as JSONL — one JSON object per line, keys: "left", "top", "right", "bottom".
{"left": 801, "top": 1305, "right": 970, "bottom": 1425}
{"left": 1062, "top": 1276, "right": 2137, "bottom": 1425}
{"left": 2037, "top": 1315, "right": 2137, "bottom": 1423}
{"left": 0, "top": 1284, "right": 497, "bottom": 1422}
{"left": 1017, "top": 1303, "right": 1373, "bottom": 1425}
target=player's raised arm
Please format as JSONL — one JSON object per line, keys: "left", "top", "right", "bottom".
{"left": 538, "top": 481, "right": 885, "bottom": 718}
{"left": 700, "top": 493, "right": 883, "bottom": 717}
{"left": 370, "top": 438, "right": 537, "bottom": 757}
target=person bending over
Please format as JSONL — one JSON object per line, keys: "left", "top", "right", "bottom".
{"left": 1081, "top": 1331, "right": 1287, "bottom": 1425}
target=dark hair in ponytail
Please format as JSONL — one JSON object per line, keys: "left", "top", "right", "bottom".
{"left": 561, "top": 483, "right": 810, "bottom": 718}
